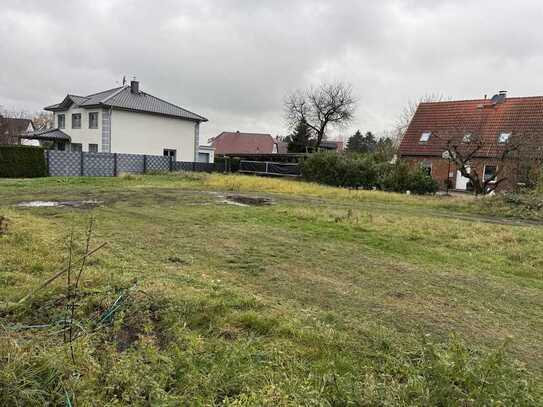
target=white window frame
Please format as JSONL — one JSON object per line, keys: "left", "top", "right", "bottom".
{"left": 58, "top": 114, "right": 65, "bottom": 129}
{"left": 419, "top": 132, "right": 432, "bottom": 142}
{"left": 483, "top": 164, "right": 498, "bottom": 183}
{"left": 421, "top": 160, "right": 432, "bottom": 176}
{"left": 463, "top": 133, "right": 472, "bottom": 143}
{"left": 88, "top": 112, "right": 99, "bottom": 129}
{"left": 72, "top": 113, "right": 81, "bottom": 129}
{"left": 163, "top": 149, "right": 177, "bottom": 161}
{"left": 498, "top": 132, "right": 511, "bottom": 144}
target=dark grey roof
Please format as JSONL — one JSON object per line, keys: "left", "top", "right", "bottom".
{"left": 45, "top": 85, "right": 207, "bottom": 122}
{"left": 21, "top": 128, "right": 71, "bottom": 141}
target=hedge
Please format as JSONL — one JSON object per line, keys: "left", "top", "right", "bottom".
{"left": 300, "top": 152, "right": 438, "bottom": 194}
{"left": 0, "top": 145, "right": 47, "bottom": 178}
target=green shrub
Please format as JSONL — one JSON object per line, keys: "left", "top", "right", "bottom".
{"left": 379, "top": 161, "right": 438, "bottom": 194}
{"left": 0, "top": 145, "right": 47, "bottom": 178}
{"left": 301, "top": 152, "right": 437, "bottom": 194}
{"left": 301, "top": 152, "right": 378, "bottom": 188}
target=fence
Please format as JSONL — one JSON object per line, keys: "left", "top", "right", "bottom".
{"left": 45, "top": 150, "right": 223, "bottom": 177}
{"left": 239, "top": 160, "right": 300, "bottom": 177}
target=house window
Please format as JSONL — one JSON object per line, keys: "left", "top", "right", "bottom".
{"left": 88, "top": 143, "right": 98, "bottom": 153}
{"left": 463, "top": 133, "right": 472, "bottom": 143}
{"left": 71, "top": 143, "right": 82, "bottom": 152}
{"left": 484, "top": 165, "right": 497, "bottom": 182}
{"left": 57, "top": 142, "right": 66, "bottom": 151}
{"left": 72, "top": 113, "right": 81, "bottom": 129}
{"left": 498, "top": 132, "right": 511, "bottom": 144}
{"left": 89, "top": 112, "right": 99, "bottom": 129}
{"left": 58, "top": 114, "right": 65, "bottom": 129}
{"left": 419, "top": 132, "right": 431, "bottom": 142}
{"left": 421, "top": 160, "right": 432, "bottom": 176}
{"left": 163, "top": 149, "right": 177, "bottom": 161}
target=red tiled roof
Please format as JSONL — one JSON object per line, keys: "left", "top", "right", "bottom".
{"left": 211, "top": 131, "right": 275, "bottom": 155}
{"left": 399, "top": 96, "right": 543, "bottom": 158}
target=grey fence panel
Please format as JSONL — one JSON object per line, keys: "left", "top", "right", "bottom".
{"left": 45, "top": 151, "right": 220, "bottom": 177}
{"left": 146, "top": 155, "right": 170, "bottom": 172}
{"left": 83, "top": 152, "right": 115, "bottom": 177}
{"left": 118, "top": 153, "right": 144, "bottom": 174}
{"left": 193, "top": 163, "right": 216, "bottom": 172}
{"left": 173, "top": 162, "right": 194, "bottom": 171}
{"left": 48, "top": 151, "right": 82, "bottom": 176}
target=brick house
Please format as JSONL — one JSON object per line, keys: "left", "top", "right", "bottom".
{"left": 398, "top": 92, "right": 543, "bottom": 192}
{"left": 209, "top": 131, "right": 279, "bottom": 155}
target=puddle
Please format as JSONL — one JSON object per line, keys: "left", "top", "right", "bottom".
{"left": 225, "top": 195, "right": 274, "bottom": 206}
{"left": 17, "top": 200, "right": 102, "bottom": 209}
{"left": 209, "top": 192, "right": 274, "bottom": 207}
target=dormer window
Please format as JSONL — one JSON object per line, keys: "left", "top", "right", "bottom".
{"left": 463, "top": 133, "right": 472, "bottom": 143}
{"left": 419, "top": 132, "right": 431, "bottom": 142}
{"left": 498, "top": 132, "right": 511, "bottom": 144}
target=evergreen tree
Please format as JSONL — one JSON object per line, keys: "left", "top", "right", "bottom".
{"left": 287, "top": 119, "right": 313, "bottom": 153}
{"left": 346, "top": 131, "right": 377, "bottom": 153}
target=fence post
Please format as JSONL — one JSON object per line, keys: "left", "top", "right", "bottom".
{"left": 192, "top": 162, "right": 196, "bottom": 172}
{"left": 113, "top": 153, "right": 118, "bottom": 177}
{"left": 169, "top": 156, "right": 173, "bottom": 172}
{"left": 265, "top": 161, "right": 269, "bottom": 174}
{"left": 80, "top": 152, "right": 84, "bottom": 176}
{"left": 143, "top": 155, "right": 147, "bottom": 174}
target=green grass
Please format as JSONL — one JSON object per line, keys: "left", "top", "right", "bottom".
{"left": 1, "top": 173, "right": 542, "bottom": 405}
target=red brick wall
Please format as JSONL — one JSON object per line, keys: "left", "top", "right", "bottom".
{"left": 402, "top": 156, "right": 524, "bottom": 191}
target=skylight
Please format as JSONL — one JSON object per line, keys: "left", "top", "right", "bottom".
{"left": 419, "top": 132, "right": 431, "bottom": 142}
{"left": 498, "top": 132, "right": 511, "bottom": 144}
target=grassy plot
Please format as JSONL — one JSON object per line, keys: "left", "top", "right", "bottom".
{"left": 0, "top": 173, "right": 542, "bottom": 405}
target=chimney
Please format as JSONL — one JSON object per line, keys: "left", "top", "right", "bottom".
{"left": 130, "top": 80, "right": 139, "bottom": 94}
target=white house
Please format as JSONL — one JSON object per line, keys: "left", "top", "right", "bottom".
{"left": 28, "top": 81, "right": 212, "bottom": 162}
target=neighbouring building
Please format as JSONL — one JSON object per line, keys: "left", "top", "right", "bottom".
{"left": 210, "top": 131, "right": 281, "bottom": 155}
{"left": 24, "top": 80, "right": 211, "bottom": 162}
{"left": 0, "top": 115, "right": 35, "bottom": 145}
{"left": 319, "top": 140, "right": 344, "bottom": 152}
{"left": 399, "top": 91, "right": 543, "bottom": 191}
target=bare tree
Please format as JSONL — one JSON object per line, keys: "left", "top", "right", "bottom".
{"left": 32, "top": 111, "right": 54, "bottom": 130}
{"left": 393, "top": 93, "right": 448, "bottom": 145}
{"left": 284, "top": 82, "right": 356, "bottom": 148}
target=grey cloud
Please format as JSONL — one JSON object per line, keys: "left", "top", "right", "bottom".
{"left": 1, "top": 0, "right": 543, "bottom": 141}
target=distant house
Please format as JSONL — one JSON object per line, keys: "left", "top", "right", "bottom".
{"left": 399, "top": 92, "right": 543, "bottom": 191}
{"left": 319, "top": 140, "right": 344, "bottom": 152}
{"left": 25, "top": 80, "right": 211, "bottom": 162}
{"left": 0, "top": 115, "right": 35, "bottom": 145}
{"left": 210, "top": 131, "right": 282, "bottom": 155}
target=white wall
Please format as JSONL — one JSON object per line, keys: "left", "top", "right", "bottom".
{"left": 110, "top": 109, "right": 197, "bottom": 160}
{"left": 53, "top": 105, "right": 103, "bottom": 151}
{"left": 198, "top": 147, "right": 215, "bottom": 163}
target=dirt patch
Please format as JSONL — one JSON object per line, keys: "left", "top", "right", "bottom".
{"left": 16, "top": 200, "right": 102, "bottom": 209}
{"left": 225, "top": 195, "right": 274, "bottom": 206}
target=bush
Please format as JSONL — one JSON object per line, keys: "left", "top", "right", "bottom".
{"left": 301, "top": 152, "right": 438, "bottom": 194}
{"left": 301, "top": 152, "right": 378, "bottom": 188}
{"left": 0, "top": 145, "right": 47, "bottom": 178}
{"left": 379, "top": 161, "right": 438, "bottom": 194}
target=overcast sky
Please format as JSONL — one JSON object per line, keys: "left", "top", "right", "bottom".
{"left": 2, "top": 0, "right": 543, "bottom": 142}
